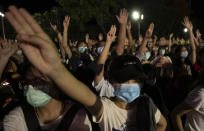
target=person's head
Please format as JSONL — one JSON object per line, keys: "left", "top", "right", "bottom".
{"left": 98, "top": 33, "right": 103, "bottom": 41}
{"left": 159, "top": 46, "right": 166, "bottom": 56}
{"left": 175, "top": 45, "right": 188, "bottom": 59}
{"left": 143, "top": 64, "right": 157, "bottom": 86}
{"left": 78, "top": 42, "right": 88, "bottom": 54}
{"left": 96, "top": 41, "right": 105, "bottom": 54}
{"left": 109, "top": 55, "right": 147, "bottom": 103}
{"left": 124, "top": 37, "right": 129, "bottom": 49}
{"left": 21, "top": 66, "right": 65, "bottom": 107}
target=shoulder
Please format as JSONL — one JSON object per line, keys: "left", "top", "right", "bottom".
{"left": 3, "top": 106, "right": 28, "bottom": 131}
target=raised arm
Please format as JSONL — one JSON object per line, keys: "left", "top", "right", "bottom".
{"left": 126, "top": 21, "right": 134, "bottom": 54}
{"left": 137, "top": 23, "right": 154, "bottom": 57}
{"left": 6, "top": 5, "right": 103, "bottom": 120}
{"left": 194, "top": 29, "right": 202, "bottom": 48}
{"left": 62, "top": 16, "right": 72, "bottom": 59}
{"left": 0, "top": 39, "right": 18, "bottom": 80}
{"left": 168, "top": 33, "right": 173, "bottom": 53}
{"left": 182, "top": 17, "right": 196, "bottom": 64}
{"left": 116, "top": 8, "right": 128, "bottom": 56}
{"left": 94, "top": 25, "right": 116, "bottom": 85}
{"left": 50, "top": 22, "right": 66, "bottom": 59}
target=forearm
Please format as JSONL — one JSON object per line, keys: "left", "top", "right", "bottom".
{"left": 189, "top": 31, "right": 196, "bottom": 64}
{"left": 95, "top": 42, "right": 111, "bottom": 85}
{"left": 0, "top": 56, "right": 9, "bottom": 80}
{"left": 171, "top": 114, "right": 184, "bottom": 131}
{"left": 97, "top": 42, "right": 111, "bottom": 65}
{"left": 116, "top": 24, "right": 126, "bottom": 56}
{"left": 168, "top": 37, "right": 172, "bottom": 53}
{"left": 127, "top": 29, "right": 134, "bottom": 52}
{"left": 63, "top": 30, "right": 72, "bottom": 59}
{"left": 50, "top": 65, "right": 98, "bottom": 107}
{"left": 157, "top": 125, "right": 166, "bottom": 131}
{"left": 138, "top": 38, "right": 148, "bottom": 56}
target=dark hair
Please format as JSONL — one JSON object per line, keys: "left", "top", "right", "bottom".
{"left": 109, "top": 55, "right": 147, "bottom": 83}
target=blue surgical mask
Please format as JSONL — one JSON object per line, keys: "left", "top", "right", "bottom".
{"left": 113, "top": 84, "right": 141, "bottom": 103}
{"left": 97, "top": 46, "right": 104, "bottom": 54}
{"left": 181, "top": 51, "right": 188, "bottom": 58}
{"left": 78, "top": 47, "right": 87, "bottom": 53}
{"left": 25, "top": 85, "right": 52, "bottom": 107}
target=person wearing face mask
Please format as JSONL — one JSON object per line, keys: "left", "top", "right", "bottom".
{"left": 5, "top": 6, "right": 167, "bottom": 131}
{"left": 104, "top": 55, "right": 167, "bottom": 131}
{"left": 78, "top": 42, "right": 88, "bottom": 54}
{"left": 3, "top": 66, "right": 93, "bottom": 131}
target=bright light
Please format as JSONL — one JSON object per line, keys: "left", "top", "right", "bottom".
{"left": 141, "top": 14, "right": 144, "bottom": 20}
{"left": 132, "top": 11, "right": 140, "bottom": 20}
{"left": 0, "top": 12, "right": 5, "bottom": 17}
{"left": 184, "top": 28, "right": 188, "bottom": 33}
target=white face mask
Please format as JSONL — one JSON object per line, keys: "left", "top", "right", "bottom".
{"left": 16, "top": 50, "right": 23, "bottom": 55}
{"left": 181, "top": 51, "right": 188, "bottom": 58}
{"left": 25, "top": 85, "right": 51, "bottom": 107}
{"left": 143, "top": 52, "right": 151, "bottom": 60}
{"left": 159, "top": 49, "right": 165, "bottom": 56}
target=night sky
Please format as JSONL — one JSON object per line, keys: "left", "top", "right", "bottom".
{"left": 0, "top": 0, "right": 203, "bottom": 16}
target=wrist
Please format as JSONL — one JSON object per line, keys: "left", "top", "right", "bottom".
{"left": 48, "top": 63, "right": 67, "bottom": 79}
{"left": 0, "top": 55, "right": 10, "bottom": 61}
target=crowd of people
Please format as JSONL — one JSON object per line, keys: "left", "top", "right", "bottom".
{"left": 0, "top": 5, "right": 204, "bottom": 131}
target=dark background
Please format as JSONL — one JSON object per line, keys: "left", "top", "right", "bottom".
{"left": 0, "top": 0, "right": 203, "bottom": 40}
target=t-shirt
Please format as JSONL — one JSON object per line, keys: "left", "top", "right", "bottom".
{"left": 92, "top": 77, "right": 114, "bottom": 98}
{"left": 3, "top": 103, "right": 92, "bottom": 131}
{"left": 93, "top": 97, "right": 161, "bottom": 131}
{"left": 184, "top": 87, "right": 204, "bottom": 131}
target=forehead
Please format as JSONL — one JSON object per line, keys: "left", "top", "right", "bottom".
{"left": 181, "top": 46, "right": 187, "bottom": 51}
{"left": 79, "top": 42, "right": 86, "bottom": 47}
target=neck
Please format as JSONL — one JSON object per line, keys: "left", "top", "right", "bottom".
{"left": 113, "top": 97, "right": 132, "bottom": 110}
{"left": 181, "top": 57, "right": 185, "bottom": 62}
{"left": 36, "top": 99, "right": 63, "bottom": 123}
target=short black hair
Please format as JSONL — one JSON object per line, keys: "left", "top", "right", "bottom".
{"left": 109, "top": 55, "right": 147, "bottom": 83}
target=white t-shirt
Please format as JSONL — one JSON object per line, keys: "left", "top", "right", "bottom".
{"left": 92, "top": 77, "right": 114, "bottom": 98}
{"left": 3, "top": 105, "right": 92, "bottom": 131}
{"left": 184, "top": 87, "right": 204, "bottom": 131}
{"left": 93, "top": 97, "right": 161, "bottom": 131}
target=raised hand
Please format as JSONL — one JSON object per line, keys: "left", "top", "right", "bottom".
{"left": 139, "top": 35, "right": 143, "bottom": 43}
{"left": 196, "top": 29, "right": 201, "bottom": 38}
{"left": 0, "top": 39, "right": 18, "bottom": 58}
{"left": 154, "top": 35, "right": 158, "bottom": 41}
{"left": 116, "top": 8, "right": 129, "bottom": 25}
{"left": 5, "top": 6, "right": 63, "bottom": 76}
{"left": 63, "top": 15, "right": 70, "bottom": 30}
{"left": 106, "top": 25, "right": 117, "bottom": 43}
{"left": 169, "top": 33, "right": 174, "bottom": 39}
{"left": 50, "top": 22, "right": 58, "bottom": 33}
{"left": 85, "top": 33, "right": 89, "bottom": 43}
{"left": 126, "top": 21, "right": 131, "bottom": 30}
{"left": 145, "top": 23, "right": 154, "bottom": 38}
{"left": 182, "top": 17, "right": 193, "bottom": 31}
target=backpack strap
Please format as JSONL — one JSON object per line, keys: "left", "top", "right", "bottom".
{"left": 21, "top": 104, "right": 40, "bottom": 131}
{"left": 56, "top": 104, "right": 80, "bottom": 131}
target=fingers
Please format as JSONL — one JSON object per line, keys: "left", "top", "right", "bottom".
{"left": 8, "top": 6, "right": 35, "bottom": 34}
{"left": 18, "top": 8, "right": 44, "bottom": 34}
{"left": 5, "top": 12, "right": 26, "bottom": 34}
{"left": 17, "top": 34, "right": 50, "bottom": 49}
